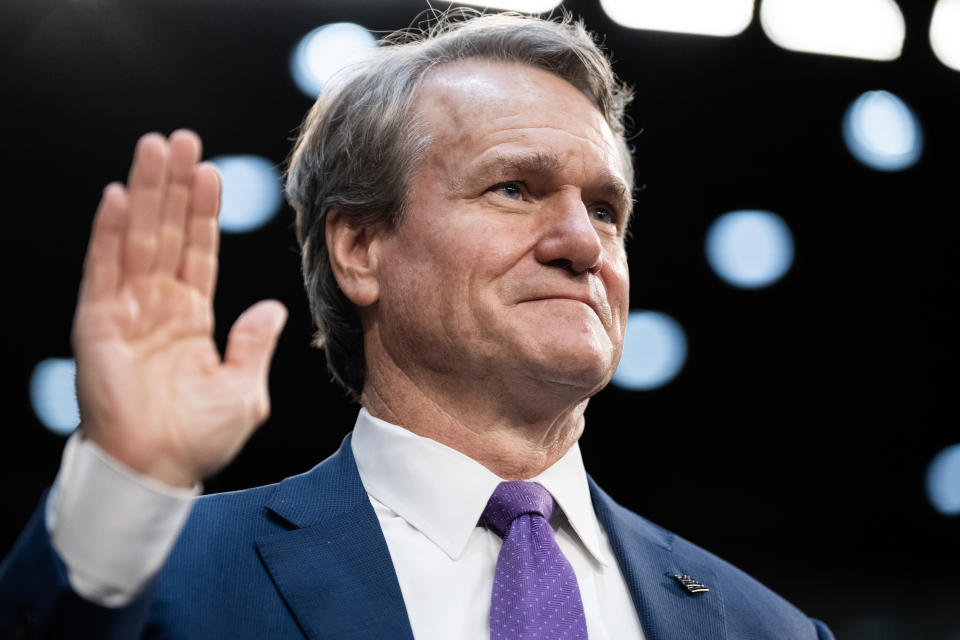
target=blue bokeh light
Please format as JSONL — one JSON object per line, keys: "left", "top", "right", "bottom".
{"left": 842, "top": 90, "right": 923, "bottom": 172}
{"left": 612, "top": 310, "right": 687, "bottom": 391}
{"left": 925, "top": 443, "right": 960, "bottom": 516}
{"left": 210, "top": 155, "right": 283, "bottom": 233}
{"left": 29, "top": 358, "right": 80, "bottom": 436}
{"left": 290, "top": 23, "right": 378, "bottom": 98}
{"left": 706, "top": 210, "right": 794, "bottom": 289}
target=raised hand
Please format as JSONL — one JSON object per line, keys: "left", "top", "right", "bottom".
{"left": 72, "top": 131, "right": 287, "bottom": 488}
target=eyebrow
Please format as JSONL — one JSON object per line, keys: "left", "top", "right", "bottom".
{"left": 462, "top": 150, "right": 634, "bottom": 221}
{"left": 491, "top": 150, "right": 564, "bottom": 176}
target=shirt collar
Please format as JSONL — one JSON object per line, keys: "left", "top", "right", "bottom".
{"left": 350, "top": 407, "right": 608, "bottom": 566}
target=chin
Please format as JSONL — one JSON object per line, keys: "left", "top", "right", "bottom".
{"left": 522, "top": 341, "right": 616, "bottom": 393}
{"left": 495, "top": 308, "right": 620, "bottom": 391}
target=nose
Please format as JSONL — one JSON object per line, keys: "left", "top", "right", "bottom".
{"left": 533, "top": 190, "right": 603, "bottom": 274}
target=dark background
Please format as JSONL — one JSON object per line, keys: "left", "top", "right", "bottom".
{"left": 2, "top": 1, "right": 957, "bottom": 637}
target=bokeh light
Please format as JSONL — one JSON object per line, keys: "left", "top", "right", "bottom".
{"left": 29, "top": 358, "right": 79, "bottom": 436}
{"left": 926, "top": 443, "right": 960, "bottom": 516}
{"left": 760, "top": 0, "right": 905, "bottom": 61}
{"left": 612, "top": 310, "right": 688, "bottom": 390}
{"left": 290, "top": 23, "right": 378, "bottom": 98}
{"left": 842, "top": 90, "right": 923, "bottom": 172}
{"left": 210, "top": 155, "right": 284, "bottom": 233}
{"left": 457, "top": 0, "right": 562, "bottom": 12}
{"left": 600, "top": 0, "right": 754, "bottom": 36}
{"left": 930, "top": 0, "right": 960, "bottom": 72}
{"left": 706, "top": 210, "right": 794, "bottom": 289}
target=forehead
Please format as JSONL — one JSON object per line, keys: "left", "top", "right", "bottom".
{"left": 410, "top": 59, "right": 628, "bottom": 185}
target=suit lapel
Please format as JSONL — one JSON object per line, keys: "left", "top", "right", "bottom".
{"left": 589, "top": 478, "right": 727, "bottom": 640}
{"left": 252, "top": 434, "right": 728, "bottom": 640}
{"left": 256, "top": 434, "right": 414, "bottom": 640}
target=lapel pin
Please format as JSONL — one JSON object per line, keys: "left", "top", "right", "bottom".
{"left": 670, "top": 573, "right": 710, "bottom": 594}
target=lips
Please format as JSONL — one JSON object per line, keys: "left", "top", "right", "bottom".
{"left": 522, "top": 294, "right": 607, "bottom": 323}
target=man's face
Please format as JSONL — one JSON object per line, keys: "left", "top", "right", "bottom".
{"left": 372, "top": 59, "right": 631, "bottom": 399}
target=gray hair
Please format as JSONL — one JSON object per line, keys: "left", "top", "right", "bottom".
{"left": 285, "top": 10, "right": 634, "bottom": 401}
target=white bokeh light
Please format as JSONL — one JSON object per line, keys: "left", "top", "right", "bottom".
{"left": 926, "top": 443, "right": 960, "bottom": 516}
{"left": 601, "top": 0, "right": 755, "bottom": 36}
{"left": 842, "top": 90, "right": 923, "bottom": 172}
{"left": 457, "top": 0, "right": 562, "bottom": 12}
{"left": 210, "top": 155, "right": 283, "bottom": 233}
{"left": 290, "top": 23, "right": 378, "bottom": 98}
{"left": 706, "top": 210, "right": 794, "bottom": 289}
{"left": 612, "top": 310, "right": 688, "bottom": 391}
{"left": 930, "top": 0, "right": 960, "bottom": 72}
{"left": 29, "top": 358, "right": 79, "bottom": 436}
{"left": 760, "top": 0, "right": 905, "bottom": 61}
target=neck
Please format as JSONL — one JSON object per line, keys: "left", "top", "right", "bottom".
{"left": 360, "top": 343, "right": 591, "bottom": 480}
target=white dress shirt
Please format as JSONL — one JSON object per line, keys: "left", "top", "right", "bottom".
{"left": 45, "top": 433, "right": 199, "bottom": 607}
{"left": 47, "top": 410, "right": 645, "bottom": 638}
{"left": 352, "top": 408, "right": 645, "bottom": 640}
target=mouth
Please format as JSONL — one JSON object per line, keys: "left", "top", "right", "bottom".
{"left": 524, "top": 295, "right": 602, "bottom": 319}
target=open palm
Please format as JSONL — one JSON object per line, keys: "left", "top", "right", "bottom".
{"left": 71, "top": 131, "right": 287, "bottom": 487}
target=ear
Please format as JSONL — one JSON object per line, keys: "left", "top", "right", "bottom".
{"left": 326, "top": 208, "right": 383, "bottom": 308}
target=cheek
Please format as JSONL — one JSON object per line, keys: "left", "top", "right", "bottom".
{"left": 379, "top": 231, "right": 483, "bottom": 325}
{"left": 382, "top": 207, "right": 537, "bottom": 326}
{"left": 604, "top": 243, "right": 629, "bottom": 288}
{"left": 607, "top": 255, "right": 631, "bottom": 330}
{"left": 447, "top": 219, "right": 529, "bottom": 288}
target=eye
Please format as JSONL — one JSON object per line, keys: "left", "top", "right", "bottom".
{"left": 590, "top": 205, "right": 615, "bottom": 224}
{"left": 493, "top": 182, "right": 524, "bottom": 200}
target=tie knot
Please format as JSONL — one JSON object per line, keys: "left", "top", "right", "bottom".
{"left": 482, "top": 481, "right": 555, "bottom": 537}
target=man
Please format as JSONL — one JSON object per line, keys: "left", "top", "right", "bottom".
{"left": 1, "top": 12, "right": 832, "bottom": 640}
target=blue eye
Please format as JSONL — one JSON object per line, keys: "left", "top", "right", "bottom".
{"left": 496, "top": 183, "right": 523, "bottom": 199}
{"left": 591, "top": 206, "right": 614, "bottom": 224}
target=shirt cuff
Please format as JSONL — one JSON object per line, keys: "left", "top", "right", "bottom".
{"left": 45, "top": 431, "right": 200, "bottom": 607}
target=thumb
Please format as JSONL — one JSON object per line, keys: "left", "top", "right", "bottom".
{"left": 224, "top": 300, "right": 288, "bottom": 381}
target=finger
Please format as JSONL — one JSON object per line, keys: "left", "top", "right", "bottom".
{"left": 179, "top": 162, "right": 221, "bottom": 299}
{"left": 155, "top": 130, "right": 202, "bottom": 275}
{"left": 80, "top": 183, "right": 129, "bottom": 302}
{"left": 123, "top": 133, "right": 169, "bottom": 278}
{"left": 224, "top": 300, "right": 288, "bottom": 420}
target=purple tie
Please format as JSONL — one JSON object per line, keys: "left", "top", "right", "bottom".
{"left": 482, "top": 481, "right": 588, "bottom": 640}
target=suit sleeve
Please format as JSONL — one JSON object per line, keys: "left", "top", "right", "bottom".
{"left": 0, "top": 435, "right": 197, "bottom": 639}
{"left": 0, "top": 493, "right": 155, "bottom": 639}
{"left": 44, "top": 434, "right": 198, "bottom": 606}
{"left": 812, "top": 617, "right": 835, "bottom": 640}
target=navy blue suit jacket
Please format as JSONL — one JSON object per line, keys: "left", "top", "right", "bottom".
{"left": 1, "top": 434, "right": 833, "bottom": 639}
